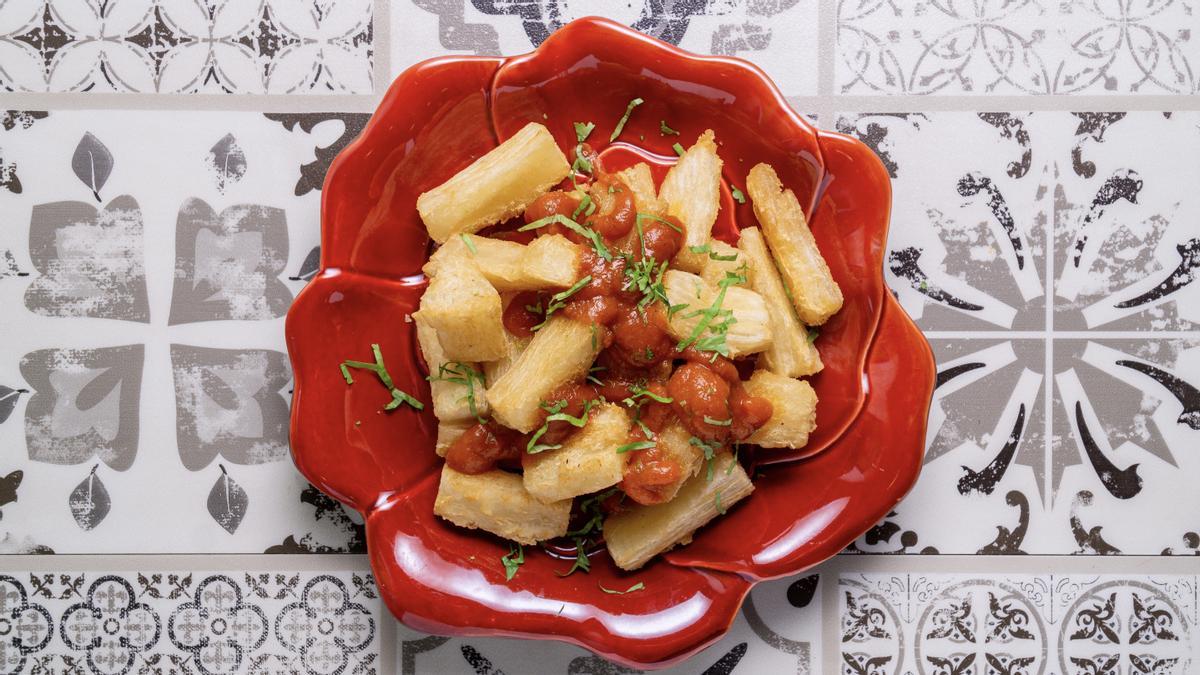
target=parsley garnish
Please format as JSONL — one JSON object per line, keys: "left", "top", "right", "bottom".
{"left": 559, "top": 487, "right": 620, "bottom": 577}
{"left": 672, "top": 142, "right": 686, "bottom": 157}
{"left": 667, "top": 302, "right": 689, "bottom": 319}
{"left": 572, "top": 145, "right": 593, "bottom": 174}
{"left": 704, "top": 416, "right": 732, "bottom": 427}
{"left": 574, "top": 121, "right": 595, "bottom": 143}
{"left": 676, "top": 270, "right": 746, "bottom": 357}
{"left": 587, "top": 364, "right": 605, "bottom": 386}
{"left": 622, "top": 384, "right": 673, "bottom": 407}
{"left": 660, "top": 120, "right": 679, "bottom": 136}
{"left": 460, "top": 233, "right": 477, "bottom": 254}
{"left": 636, "top": 212, "right": 682, "bottom": 233}
{"left": 731, "top": 186, "right": 746, "bottom": 204}
{"left": 527, "top": 399, "right": 595, "bottom": 454}
{"left": 532, "top": 275, "right": 592, "bottom": 331}
{"left": 689, "top": 436, "right": 719, "bottom": 481}
{"left": 688, "top": 243, "right": 738, "bottom": 262}
{"left": 341, "top": 344, "right": 424, "bottom": 412}
{"left": 590, "top": 323, "right": 598, "bottom": 352}
{"left": 616, "top": 440, "right": 656, "bottom": 454}
{"left": 807, "top": 326, "right": 820, "bottom": 345}
{"left": 714, "top": 490, "right": 726, "bottom": 515}
{"left": 501, "top": 543, "right": 524, "bottom": 580}
{"left": 600, "top": 582, "right": 645, "bottom": 594}
{"left": 623, "top": 255, "right": 669, "bottom": 311}
{"left": 571, "top": 192, "right": 597, "bottom": 220}
{"left": 428, "top": 362, "right": 486, "bottom": 422}
{"left": 610, "top": 98, "right": 644, "bottom": 142}
{"left": 519, "top": 214, "right": 611, "bottom": 261}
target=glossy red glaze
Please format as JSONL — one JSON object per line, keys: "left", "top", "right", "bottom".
{"left": 286, "top": 17, "right": 934, "bottom": 669}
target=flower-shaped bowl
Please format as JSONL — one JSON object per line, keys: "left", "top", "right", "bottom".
{"left": 285, "top": 16, "right": 934, "bottom": 669}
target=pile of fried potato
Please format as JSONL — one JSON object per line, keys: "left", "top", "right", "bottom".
{"left": 411, "top": 122, "right": 842, "bottom": 571}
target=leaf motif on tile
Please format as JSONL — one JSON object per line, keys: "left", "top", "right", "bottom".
{"left": 71, "top": 132, "right": 113, "bottom": 202}
{"left": 207, "top": 133, "right": 247, "bottom": 193}
{"left": 1, "top": 110, "right": 48, "bottom": 131}
{"left": 1073, "top": 402, "right": 1143, "bottom": 500}
{"left": 265, "top": 484, "right": 365, "bottom": 554}
{"left": 787, "top": 574, "right": 819, "bottom": 608}
{"left": 0, "top": 470, "right": 22, "bottom": 512}
{"left": 1, "top": 249, "right": 29, "bottom": 278}
{"left": 68, "top": 464, "right": 110, "bottom": 531}
{"left": 0, "top": 385, "right": 27, "bottom": 424}
{"left": 207, "top": 464, "right": 248, "bottom": 534}
{"left": 958, "top": 403, "right": 1026, "bottom": 495}
{"left": 1112, "top": 237, "right": 1200, "bottom": 314}
{"left": 290, "top": 245, "right": 320, "bottom": 282}
{"left": 889, "top": 247, "right": 984, "bottom": 311}
{"left": 0, "top": 147, "right": 22, "bottom": 194}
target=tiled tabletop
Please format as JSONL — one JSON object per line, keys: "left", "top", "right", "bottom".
{"left": 0, "top": 1, "right": 1197, "bottom": 673}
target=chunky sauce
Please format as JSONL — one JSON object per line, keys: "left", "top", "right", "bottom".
{"left": 452, "top": 168, "right": 773, "bottom": 500}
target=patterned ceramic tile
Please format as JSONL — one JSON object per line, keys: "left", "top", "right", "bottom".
{"left": 836, "top": 0, "right": 1200, "bottom": 95}
{"left": 834, "top": 111, "right": 1200, "bottom": 554}
{"left": 0, "top": 569, "right": 381, "bottom": 675}
{"left": 840, "top": 571, "right": 1199, "bottom": 675}
{"left": 0, "top": 109, "right": 368, "bottom": 553}
{"left": 395, "top": 573, "right": 823, "bottom": 674}
{"left": 0, "top": 0, "right": 374, "bottom": 93}
{"left": 392, "top": 0, "right": 819, "bottom": 97}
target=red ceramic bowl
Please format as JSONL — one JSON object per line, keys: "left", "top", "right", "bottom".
{"left": 286, "top": 16, "right": 934, "bottom": 669}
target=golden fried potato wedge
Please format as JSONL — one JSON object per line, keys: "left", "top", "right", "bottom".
{"left": 744, "top": 370, "right": 817, "bottom": 449}
{"left": 485, "top": 317, "right": 600, "bottom": 432}
{"left": 659, "top": 130, "right": 723, "bottom": 272}
{"left": 738, "top": 227, "right": 822, "bottom": 376}
{"left": 662, "top": 270, "right": 772, "bottom": 358}
{"left": 523, "top": 404, "right": 629, "bottom": 503}
{"left": 416, "top": 261, "right": 507, "bottom": 362}
{"left": 434, "top": 466, "right": 571, "bottom": 545}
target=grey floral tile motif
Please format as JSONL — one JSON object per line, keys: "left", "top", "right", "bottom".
{"left": 24, "top": 194, "right": 149, "bottom": 322}
{"left": 837, "top": 0, "right": 1199, "bottom": 94}
{"left": 169, "top": 198, "right": 292, "bottom": 325}
{"left": 0, "top": 0, "right": 374, "bottom": 93}
{"left": 0, "top": 575, "right": 53, "bottom": 675}
{"left": 841, "top": 573, "right": 1195, "bottom": 674}
{"left": 0, "top": 109, "right": 369, "bottom": 552}
{"left": 835, "top": 111, "right": 1200, "bottom": 555}
{"left": 13, "top": 570, "right": 381, "bottom": 675}
{"left": 170, "top": 345, "right": 291, "bottom": 471}
{"left": 19, "top": 345, "right": 143, "bottom": 472}
{"left": 397, "top": 0, "right": 818, "bottom": 96}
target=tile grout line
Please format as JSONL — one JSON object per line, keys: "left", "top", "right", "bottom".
{"left": 374, "top": 0, "right": 392, "bottom": 93}
{"left": 820, "top": 559, "right": 840, "bottom": 675}
{"left": 1045, "top": 156, "right": 1056, "bottom": 514}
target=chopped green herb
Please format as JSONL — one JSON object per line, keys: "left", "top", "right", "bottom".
{"left": 572, "top": 193, "right": 593, "bottom": 220}
{"left": 672, "top": 142, "right": 686, "bottom": 157}
{"left": 600, "top": 582, "right": 645, "bottom": 594}
{"left": 704, "top": 416, "right": 733, "bottom": 427}
{"left": 807, "top": 326, "right": 820, "bottom": 345}
{"left": 609, "top": 97, "right": 644, "bottom": 142}
{"left": 667, "top": 302, "right": 689, "bottom": 318}
{"left": 689, "top": 436, "right": 719, "bottom": 481}
{"left": 527, "top": 399, "right": 595, "bottom": 454}
{"left": 622, "top": 384, "right": 673, "bottom": 407}
{"left": 574, "top": 121, "right": 595, "bottom": 143}
{"left": 519, "top": 214, "right": 612, "bottom": 261}
{"left": 460, "top": 233, "right": 477, "bottom": 254}
{"left": 572, "top": 145, "right": 593, "bottom": 174}
{"left": 676, "top": 270, "right": 747, "bottom": 356}
{"left": 636, "top": 212, "right": 682, "bottom": 233}
{"left": 616, "top": 440, "right": 657, "bottom": 454}
{"left": 714, "top": 490, "right": 726, "bottom": 515}
{"left": 590, "top": 323, "right": 598, "bottom": 352}
{"left": 687, "top": 243, "right": 737, "bottom": 262}
{"left": 731, "top": 186, "right": 746, "bottom": 204}
{"left": 341, "top": 344, "right": 424, "bottom": 412}
{"left": 660, "top": 120, "right": 679, "bottom": 136}
{"left": 525, "top": 301, "right": 543, "bottom": 314}
{"left": 428, "top": 362, "right": 486, "bottom": 422}
{"left": 533, "top": 275, "right": 592, "bottom": 331}
{"left": 623, "top": 255, "right": 669, "bottom": 311}
{"left": 501, "top": 543, "right": 524, "bottom": 581}
{"left": 559, "top": 487, "right": 621, "bottom": 577}
{"left": 635, "top": 417, "right": 655, "bottom": 439}
{"left": 727, "top": 446, "right": 739, "bottom": 475}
